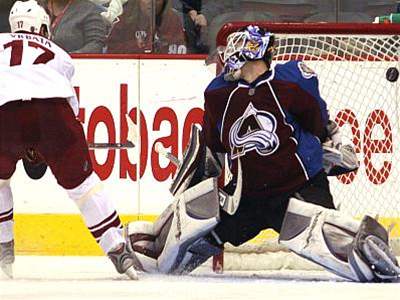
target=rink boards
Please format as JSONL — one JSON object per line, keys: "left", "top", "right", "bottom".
{"left": 10, "top": 56, "right": 400, "bottom": 255}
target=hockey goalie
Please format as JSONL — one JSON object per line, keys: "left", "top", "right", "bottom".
{"left": 125, "top": 25, "right": 399, "bottom": 282}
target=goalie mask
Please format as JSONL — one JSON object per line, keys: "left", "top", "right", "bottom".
{"left": 220, "top": 25, "right": 275, "bottom": 81}
{"left": 9, "top": 0, "right": 50, "bottom": 37}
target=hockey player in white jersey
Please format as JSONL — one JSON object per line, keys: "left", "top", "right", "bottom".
{"left": 124, "top": 25, "right": 399, "bottom": 282}
{"left": 0, "top": 0, "right": 139, "bottom": 279}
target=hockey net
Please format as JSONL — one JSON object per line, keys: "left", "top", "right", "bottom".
{"left": 214, "top": 22, "right": 400, "bottom": 271}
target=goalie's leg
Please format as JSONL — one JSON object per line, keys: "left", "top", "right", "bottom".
{"left": 126, "top": 177, "right": 224, "bottom": 274}
{"left": 125, "top": 124, "right": 242, "bottom": 274}
{"left": 279, "top": 198, "right": 399, "bottom": 282}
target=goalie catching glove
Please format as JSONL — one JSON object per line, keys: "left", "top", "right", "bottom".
{"left": 322, "top": 120, "right": 359, "bottom": 176}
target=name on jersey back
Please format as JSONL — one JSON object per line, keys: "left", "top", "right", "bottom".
{"left": 10, "top": 33, "right": 52, "bottom": 48}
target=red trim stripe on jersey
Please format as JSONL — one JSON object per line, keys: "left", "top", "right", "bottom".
{"left": 0, "top": 208, "right": 13, "bottom": 223}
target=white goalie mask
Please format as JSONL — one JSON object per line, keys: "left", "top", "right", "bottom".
{"left": 9, "top": 0, "right": 51, "bottom": 37}
{"left": 220, "top": 25, "right": 274, "bottom": 81}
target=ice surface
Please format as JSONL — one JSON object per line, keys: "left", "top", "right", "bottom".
{"left": 0, "top": 256, "right": 399, "bottom": 300}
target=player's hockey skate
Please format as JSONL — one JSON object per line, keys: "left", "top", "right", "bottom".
{"left": 0, "top": 240, "right": 15, "bottom": 279}
{"left": 107, "top": 242, "right": 141, "bottom": 280}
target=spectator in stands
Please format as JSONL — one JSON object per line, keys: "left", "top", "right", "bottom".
{"left": 178, "top": 0, "right": 208, "bottom": 53}
{"left": 0, "top": 1, "right": 14, "bottom": 33}
{"left": 306, "top": 0, "right": 373, "bottom": 23}
{"left": 107, "top": 0, "right": 187, "bottom": 54}
{"left": 365, "top": 0, "right": 397, "bottom": 18}
{"left": 44, "top": 0, "right": 109, "bottom": 53}
{"left": 196, "top": 0, "right": 278, "bottom": 53}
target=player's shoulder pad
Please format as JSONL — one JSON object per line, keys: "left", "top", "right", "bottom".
{"left": 274, "top": 60, "right": 320, "bottom": 98}
{"left": 205, "top": 72, "right": 235, "bottom": 94}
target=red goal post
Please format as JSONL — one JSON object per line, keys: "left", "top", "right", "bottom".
{"left": 213, "top": 22, "right": 400, "bottom": 272}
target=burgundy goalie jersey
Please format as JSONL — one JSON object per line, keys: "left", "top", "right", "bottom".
{"left": 203, "top": 61, "right": 329, "bottom": 198}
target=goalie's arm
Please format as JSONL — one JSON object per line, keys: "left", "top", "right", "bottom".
{"left": 289, "top": 84, "right": 328, "bottom": 141}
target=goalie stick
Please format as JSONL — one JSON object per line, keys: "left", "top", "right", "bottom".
{"left": 155, "top": 142, "right": 181, "bottom": 167}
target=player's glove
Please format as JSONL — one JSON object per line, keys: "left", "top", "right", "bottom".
{"left": 23, "top": 148, "right": 48, "bottom": 180}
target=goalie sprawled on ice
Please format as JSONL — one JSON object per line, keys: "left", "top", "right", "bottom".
{"left": 125, "top": 25, "right": 399, "bottom": 282}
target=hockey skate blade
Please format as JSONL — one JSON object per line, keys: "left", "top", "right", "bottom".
{"left": 0, "top": 264, "right": 13, "bottom": 279}
{"left": 124, "top": 266, "right": 139, "bottom": 280}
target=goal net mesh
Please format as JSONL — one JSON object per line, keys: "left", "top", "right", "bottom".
{"left": 214, "top": 23, "right": 400, "bottom": 271}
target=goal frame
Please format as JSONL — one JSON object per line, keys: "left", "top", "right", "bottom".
{"left": 217, "top": 22, "right": 400, "bottom": 45}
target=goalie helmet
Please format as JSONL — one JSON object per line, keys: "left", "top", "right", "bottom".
{"left": 221, "top": 25, "right": 275, "bottom": 80}
{"left": 9, "top": 0, "right": 50, "bottom": 37}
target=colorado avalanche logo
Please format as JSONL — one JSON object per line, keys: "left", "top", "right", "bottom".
{"left": 229, "top": 103, "right": 279, "bottom": 159}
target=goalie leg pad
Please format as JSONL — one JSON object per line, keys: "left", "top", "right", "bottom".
{"left": 279, "top": 198, "right": 399, "bottom": 282}
{"left": 127, "top": 177, "right": 221, "bottom": 274}
{"left": 125, "top": 221, "right": 158, "bottom": 273}
{"left": 159, "top": 177, "right": 221, "bottom": 273}
{"left": 279, "top": 198, "right": 361, "bottom": 281}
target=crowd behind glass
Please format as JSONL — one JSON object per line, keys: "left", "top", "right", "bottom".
{"left": 0, "top": 0, "right": 398, "bottom": 54}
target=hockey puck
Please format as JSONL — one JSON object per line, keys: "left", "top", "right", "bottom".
{"left": 386, "top": 67, "right": 399, "bottom": 82}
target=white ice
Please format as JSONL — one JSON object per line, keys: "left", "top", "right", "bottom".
{"left": 0, "top": 256, "right": 399, "bottom": 300}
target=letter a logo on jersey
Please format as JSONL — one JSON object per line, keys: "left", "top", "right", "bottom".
{"left": 229, "top": 103, "right": 279, "bottom": 159}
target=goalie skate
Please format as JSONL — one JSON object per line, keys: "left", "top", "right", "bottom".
{"left": 349, "top": 216, "right": 400, "bottom": 282}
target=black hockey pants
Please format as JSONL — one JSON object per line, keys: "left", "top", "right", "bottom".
{"left": 213, "top": 171, "right": 334, "bottom": 246}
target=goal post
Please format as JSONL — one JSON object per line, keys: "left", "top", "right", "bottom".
{"left": 213, "top": 22, "right": 400, "bottom": 271}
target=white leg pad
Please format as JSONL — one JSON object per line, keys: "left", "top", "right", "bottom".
{"left": 126, "top": 177, "right": 221, "bottom": 274}
{"left": 157, "top": 177, "right": 220, "bottom": 273}
{"left": 279, "top": 198, "right": 363, "bottom": 281}
{"left": 126, "top": 221, "right": 158, "bottom": 273}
